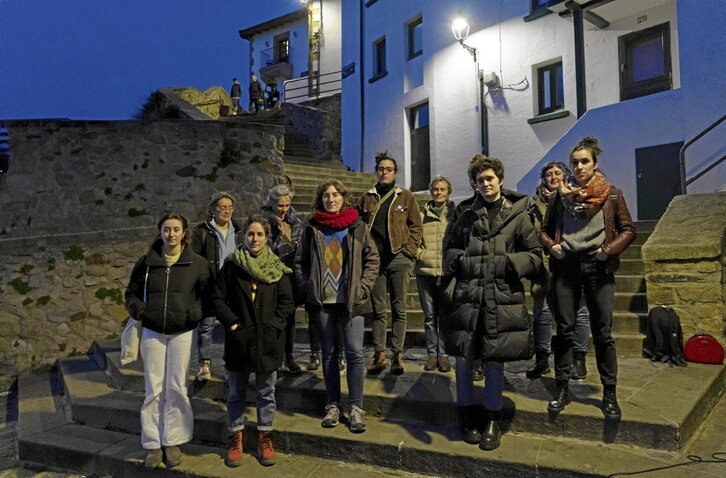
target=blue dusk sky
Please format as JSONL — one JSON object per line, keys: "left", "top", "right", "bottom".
{"left": 0, "top": 0, "right": 301, "bottom": 120}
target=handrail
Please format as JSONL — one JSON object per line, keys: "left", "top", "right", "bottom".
{"left": 679, "top": 114, "right": 726, "bottom": 194}
{"left": 283, "top": 70, "right": 342, "bottom": 103}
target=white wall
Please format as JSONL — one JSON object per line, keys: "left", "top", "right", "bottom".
{"left": 320, "top": 0, "right": 342, "bottom": 76}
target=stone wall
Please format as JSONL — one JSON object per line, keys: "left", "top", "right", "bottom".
{"left": 281, "top": 94, "right": 341, "bottom": 159}
{"left": 642, "top": 193, "right": 726, "bottom": 345}
{"left": 0, "top": 119, "right": 286, "bottom": 386}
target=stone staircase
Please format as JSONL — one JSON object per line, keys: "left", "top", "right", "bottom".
{"left": 15, "top": 339, "right": 725, "bottom": 477}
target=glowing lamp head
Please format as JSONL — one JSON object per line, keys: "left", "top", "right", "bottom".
{"left": 452, "top": 17, "right": 470, "bottom": 42}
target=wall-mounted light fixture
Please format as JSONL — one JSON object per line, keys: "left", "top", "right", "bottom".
{"left": 451, "top": 17, "right": 477, "bottom": 62}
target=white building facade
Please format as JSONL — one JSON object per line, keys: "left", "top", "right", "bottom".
{"left": 241, "top": 0, "right": 725, "bottom": 220}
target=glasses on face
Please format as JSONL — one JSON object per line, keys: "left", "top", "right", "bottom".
{"left": 376, "top": 167, "right": 395, "bottom": 174}
{"left": 216, "top": 205, "right": 234, "bottom": 212}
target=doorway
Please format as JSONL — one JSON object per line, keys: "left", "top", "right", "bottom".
{"left": 410, "top": 102, "right": 430, "bottom": 192}
{"left": 635, "top": 141, "right": 683, "bottom": 220}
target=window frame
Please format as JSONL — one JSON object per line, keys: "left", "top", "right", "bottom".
{"left": 537, "top": 61, "right": 564, "bottom": 115}
{"left": 407, "top": 16, "right": 423, "bottom": 60}
{"left": 369, "top": 36, "right": 387, "bottom": 83}
{"left": 618, "top": 22, "right": 672, "bottom": 101}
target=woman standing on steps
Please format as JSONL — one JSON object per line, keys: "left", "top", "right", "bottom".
{"left": 526, "top": 162, "right": 591, "bottom": 381}
{"left": 294, "top": 180, "right": 380, "bottom": 433}
{"left": 124, "top": 213, "right": 210, "bottom": 469}
{"left": 212, "top": 215, "right": 294, "bottom": 467}
{"left": 540, "top": 137, "right": 636, "bottom": 420}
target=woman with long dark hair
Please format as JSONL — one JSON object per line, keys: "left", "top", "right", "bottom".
{"left": 125, "top": 213, "right": 210, "bottom": 468}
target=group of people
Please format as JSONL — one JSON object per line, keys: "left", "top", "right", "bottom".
{"left": 124, "top": 136, "right": 635, "bottom": 468}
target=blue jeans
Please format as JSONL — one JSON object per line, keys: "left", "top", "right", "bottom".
{"left": 455, "top": 356, "right": 503, "bottom": 412}
{"left": 532, "top": 282, "right": 590, "bottom": 355}
{"left": 196, "top": 316, "right": 216, "bottom": 364}
{"left": 227, "top": 369, "right": 277, "bottom": 432}
{"left": 312, "top": 305, "right": 365, "bottom": 408}
{"left": 416, "top": 275, "right": 447, "bottom": 357}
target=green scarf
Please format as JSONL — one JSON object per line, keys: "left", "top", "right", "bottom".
{"left": 234, "top": 245, "right": 291, "bottom": 283}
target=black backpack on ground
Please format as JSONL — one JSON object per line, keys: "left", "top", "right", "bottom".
{"left": 643, "top": 306, "right": 687, "bottom": 367}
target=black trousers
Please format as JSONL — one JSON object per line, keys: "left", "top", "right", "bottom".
{"left": 551, "top": 252, "right": 618, "bottom": 386}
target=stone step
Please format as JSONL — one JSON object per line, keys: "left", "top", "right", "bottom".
{"left": 24, "top": 359, "right": 721, "bottom": 478}
{"left": 84, "top": 342, "right": 725, "bottom": 455}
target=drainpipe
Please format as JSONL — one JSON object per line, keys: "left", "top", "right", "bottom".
{"left": 478, "top": 70, "right": 489, "bottom": 156}
{"left": 568, "top": 1, "right": 587, "bottom": 118}
{"left": 358, "top": 1, "right": 366, "bottom": 172}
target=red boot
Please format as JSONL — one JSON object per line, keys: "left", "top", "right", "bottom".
{"left": 226, "top": 430, "right": 243, "bottom": 467}
{"left": 257, "top": 430, "right": 276, "bottom": 466}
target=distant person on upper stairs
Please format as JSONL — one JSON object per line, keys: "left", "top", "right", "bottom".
{"left": 249, "top": 74, "right": 263, "bottom": 114}
{"left": 540, "top": 136, "right": 636, "bottom": 421}
{"left": 264, "top": 80, "right": 281, "bottom": 109}
{"left": 230, "top": 78, "right": 241, "bottom": 115}
{"left": 415, "top": 175, "right": 456, "bottom": 373}
{"left": 358, "top": 151, "right": 423, "bottom": 375}
{"left": 260, "top": 184, "right": 303, "bottom": 374}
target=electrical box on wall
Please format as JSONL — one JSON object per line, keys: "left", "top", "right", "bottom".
{"left": 481, "top": 72, "right": 499, "bottom": 88}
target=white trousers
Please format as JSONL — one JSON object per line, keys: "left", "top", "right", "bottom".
{"left": 140, "top": 327, "right": 194, "bottom": 449}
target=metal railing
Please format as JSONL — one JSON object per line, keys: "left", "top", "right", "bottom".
{"left": 283, "top": 70, "right": 342, "bottom": 103}
{"left": 679, "top": 114, "right": 726, "bottom": 194}
{"left": 259, "top": 46, "right": 295, "bottom": 67}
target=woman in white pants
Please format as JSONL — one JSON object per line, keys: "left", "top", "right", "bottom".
{"left": 125, "top": 213, "right": 210, "bottom": 468}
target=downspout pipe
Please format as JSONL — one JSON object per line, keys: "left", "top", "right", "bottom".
{"left": 479, "top": 69, "right": 489, "bottom": 156}
{"left": 568, "top": 1, "right": 587, "bottom": 118}
{"left": 358, "top": 0, "right": 366, "bottom": 172}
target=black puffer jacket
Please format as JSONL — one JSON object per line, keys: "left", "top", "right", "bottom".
{"left": 443, "top": 191, "right": 542, "bottom": 361}
{"left": 125, "top": 242, "right": 211, "bottom": 335}
{"left": 212, "top": 255, "right": 294, "bottom": 373}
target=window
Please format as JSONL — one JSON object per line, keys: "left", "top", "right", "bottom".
{"left": 273, "top": 33, "right": 290, "bottom": 64}
{"left": 537, "top": 61, "right": 564, "bottom": 115}
{"left": 619, "top": 22, "right": 671, "bottom": 101}
{"left": 407, "top": 17, "right": 423, "bottom": 60}
{"left": 370, "top": 36, "right": 387, "bottom": 82}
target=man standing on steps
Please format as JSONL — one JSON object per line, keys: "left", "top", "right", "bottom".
{"left": 249, "top": 74, "right": 263, "bottom": 114}
{"left": 358, "top": 151, "right": 422, "bottom": 375}
{"left": 230, "top": 78, "right": 241, "bottom": 115}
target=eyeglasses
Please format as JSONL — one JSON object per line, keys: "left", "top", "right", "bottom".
{"left": 376, "top": 167, "right": 395, "bottom": 174}
{"left": 216, "top": 205, "right": 234, "bottom": 212}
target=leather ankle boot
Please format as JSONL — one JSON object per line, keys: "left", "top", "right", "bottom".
{"left": 367, "top": 351, "right": 388, "bottom": 373}
{"left": 548, "top": 381, "right": 571, "bottom": 413}
{"left": 479, "top": 410, "right": 501, "bottom": 451}
{"left": 602, "top": 385, "right": 622, "bottom": 419}
{"left": 526, "top": 352, "right": 551, "bottom": 379}
{"left": 458, "top": 405, "right": 481, "bottom": 444}
{"left": 572, "top": 351, "right": 588, "bottom": 380}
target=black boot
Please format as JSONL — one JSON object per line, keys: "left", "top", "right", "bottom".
{"left": 458, "top": 405, "right": 481, "bottom": 444}
{"left": 548, "top": 381, "right": 571, "bottom": 413}
{"left": 602, "top": 385, "right": 622, "bottom": 419}
{"left": 479, "top": 410, "right": 501, "bottom": 451}
{"left": 526, "top": 352, "right": 551, "bottom": 379}
{"left": 572, "top": 351, "right": 587, "bottom": 380}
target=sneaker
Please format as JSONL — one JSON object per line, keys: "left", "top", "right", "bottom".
{"left": 197, "top": 360, "right": 211, "bottom": 381}
{"left": 144, "top": 448, "right": 163, "bottom": 468}
{"left": 164, "top": 445, "right": 182, "bottom": 468}
{"left": 338, "top": 356, "right": 346, "bottom": 372}
{"left": 285, "top": 355, "right": 302, "bottom": 374}
{"left": 321, "top": 404, "right": 340, "bottom": 428}
{"left": 307, "top": 354, "right": 321, "bottom": 371}
{"left": 472, "top": 362, "right": 484, "bottom": 382}
{"left": 257, "top": 431, "right": 276, "bottom": 466}
{"left": 349, "top": 405, "right": 367, "bottom": 433}
{"left": 225, "top": 430, "right": 243, "bottom": 467}
{"left": 424, "top": 355, "right": 437, "bottom": 371}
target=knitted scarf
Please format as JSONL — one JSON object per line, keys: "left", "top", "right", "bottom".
{"left": 312, "top": 208, "right": 359, "bottom": 230}
{"left": 560, "top": 171, "right": 611, "bottom": 217}
{"left": 234, "top": 244, "right": 291, "bottom": 283}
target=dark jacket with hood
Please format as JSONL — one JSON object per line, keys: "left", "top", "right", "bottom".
{"left": 125, "top": 242, "right": 211, "bottom": 335}
{"left": 191, "top": 217, "right": 244, "bottom": 281}
{"left": 443, "top": 190, "right": 542, "bottom": 361}
{"left": 212, "top": 253, "right": 294, "bottom": 373}
{"left": 294, "top": 216, "right": 380, "bottom": 317}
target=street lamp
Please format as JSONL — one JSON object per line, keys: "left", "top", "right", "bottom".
{"left": 452, "top": 17, "right": 477, "bottom": 62}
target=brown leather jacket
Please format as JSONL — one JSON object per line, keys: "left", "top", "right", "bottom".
{"left": 358, "top": 186, "right": 423, "bottom": 259}
{"left": 539, "top": 186, "right": 636, "bottom": 272}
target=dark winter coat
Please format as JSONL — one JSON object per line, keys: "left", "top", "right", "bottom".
{"left": 191, "top": 218, "right": 244, "bottom": 281}
{"left": 125, "top": 242, "right": 211, "bottom": 335}
{"left": 442, "top": 190, "right": 542, "bottom": 361}
{"left": 260, "top": 205, "right": 303, "bottom": 268}
{"left": 212, "top": 256, "right": 294, "bottom": 373}
{"left": 294, "top": 217, "right": 380, "bottom": 317}
{"left": 539, "top": 187, "right": 636, "bottom": 273}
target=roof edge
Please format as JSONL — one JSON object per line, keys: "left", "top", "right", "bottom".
{"left": 238, "top": 8, "right": 308, "bottom": 40}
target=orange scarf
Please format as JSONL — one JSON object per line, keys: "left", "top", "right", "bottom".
{"left": 560, "top": 171, "right": 610, "bottom": 217}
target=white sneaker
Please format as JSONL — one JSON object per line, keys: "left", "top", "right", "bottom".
{"left": 197, "top": 360, "right": 211, "bottom": 381}
{"left": 321, "top": 404, "right": 340, "bottom": 428}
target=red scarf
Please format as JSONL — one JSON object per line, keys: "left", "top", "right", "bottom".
{"left": 560, "top": 171, "right": 610, "bottom": 217}
{"left": 312, "top": 208, "right": 359, "bottom": 230}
